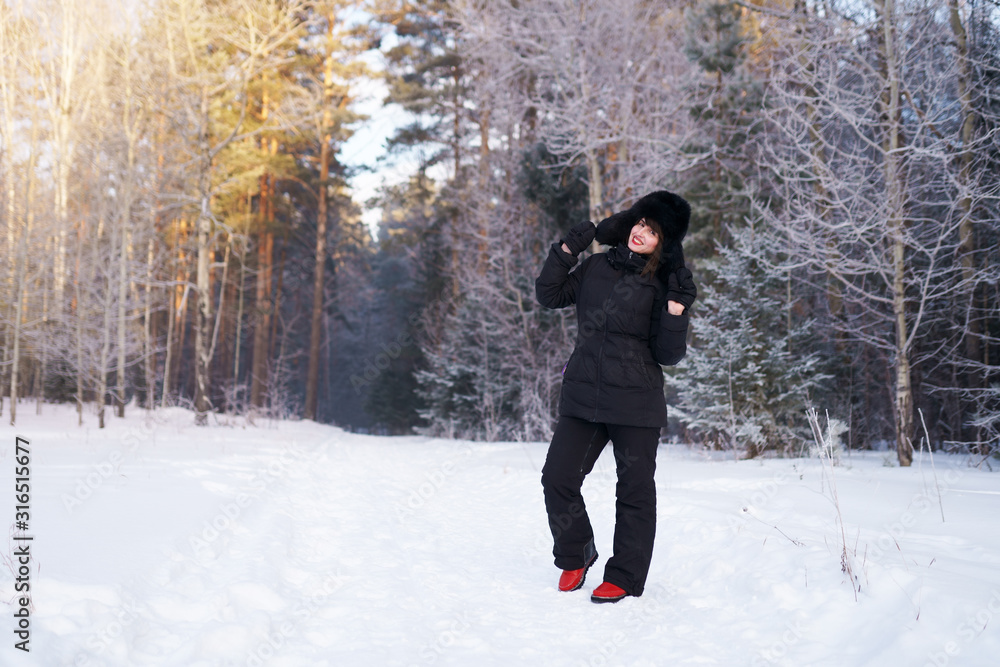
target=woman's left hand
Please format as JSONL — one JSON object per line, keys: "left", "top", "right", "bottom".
{"left": 667, "top": 300, "right": 685, "bottom": 316}
{"left": 666, "top": 267, "right": 697, "bottom": 312}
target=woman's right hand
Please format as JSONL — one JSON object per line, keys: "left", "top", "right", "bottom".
{"left": 560, "top": 221, "right": 596, "bottom": 256}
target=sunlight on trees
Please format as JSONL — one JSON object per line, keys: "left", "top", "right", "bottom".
{"left": 1, "top": 0, "right": 997, "bottom": 464}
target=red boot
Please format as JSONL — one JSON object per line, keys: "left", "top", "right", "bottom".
{"left": 558, "top": 552, "right": 597, "bottom": 592}
{"left": 590, "top": 582, "right": 627, "bottom": 603}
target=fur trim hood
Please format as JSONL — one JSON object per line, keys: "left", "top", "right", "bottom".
{"left": 594, "top": 190, "right": 691, "bottom": 275}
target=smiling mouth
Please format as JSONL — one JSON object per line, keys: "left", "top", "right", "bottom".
{"left": 631, "top": 235, "right": 643, "bottom": 246}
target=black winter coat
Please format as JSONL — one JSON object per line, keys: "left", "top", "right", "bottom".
{"left": 535, "top": 242, "right": 689, "bottom": 428}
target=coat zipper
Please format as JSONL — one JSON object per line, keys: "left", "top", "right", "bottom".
{"left": 594, "top": 326, "right": 606, "bottom": 422}
{"left": 593, "top": 265, "right": 629, "bottom": 421}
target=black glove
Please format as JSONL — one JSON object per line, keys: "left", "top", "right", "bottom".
{"left": 560, "top": 221, "right": 596, "bottom": 256}
{"left": 666, "top": 267, "right": 697, "bottom": 312}
{"left": 594, "top": 210, "right": 632, "bottom": 246}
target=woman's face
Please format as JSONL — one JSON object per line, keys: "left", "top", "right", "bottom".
{"left": 626, "top": 219, "right": 660, "bottom": 255}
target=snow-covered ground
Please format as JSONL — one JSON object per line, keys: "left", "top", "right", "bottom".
{"left": 1, "top": 404, "right": 999, "bottom": 666}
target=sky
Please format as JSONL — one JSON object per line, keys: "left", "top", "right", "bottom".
{"left": 337, "top": 22, "right": 416, "bottom": 242}
{"left": 339, "top": 73, "right": 412, "bottom": 241}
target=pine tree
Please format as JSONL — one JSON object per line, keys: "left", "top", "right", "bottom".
{"left": 666, "top": 226, "right": 830, "bottom": 458}
{"left": 679, "top": 0, "right": 764, "bottom": 257}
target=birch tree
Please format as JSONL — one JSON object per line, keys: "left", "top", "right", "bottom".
{"left": 37, "top": 0, "right": 90, "bottom": 322}
{"left": 748, "top": 0, "right": 998, "bottom": 464}
{"left": 110, "top": 37, "right": 148, "bottom": 417}
{"left": 162, "top": 0, "right": 306, "bottom": 424}
{"left": 0, "top": 1, "right": 32, "bottom": 420}
{"left": 2, "top": 2, "right": 62, "bottom": 426}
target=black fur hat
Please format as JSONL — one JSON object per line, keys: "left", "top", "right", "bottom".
{"left": 594, "top": 190, "right": 690, "bottom": 248}
{"left": 594, "top": 190, "right": 690, "bottom": 275}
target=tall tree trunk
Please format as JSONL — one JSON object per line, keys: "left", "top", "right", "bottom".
{"left": 145, "top": 110, "right": 167, "bottom": 411}
{"left": 161, "top": 218, "right": 185, "bottom": 408}
{"left": 268, "top": 240, "right": 284, "bottom": 363}
{"left": 452, "top": 66, "right": 461, "bottom": 179}
{"left": 37, "top": 248, "right": 50, "bottom": 414}
{"left": 251, "top": 82, "right": 273, "bottom": 410}
{"left": 98, "top": 298, "right": 113, "bottom": 429}
{"left": 143, "top": 235, "right": 156, "bottom": 410}
{"left": 586, "top": 148, "right": 603, "bottom": 222}
{"left": 9, "top": 266, "right": 25, "bottom": 427}
{"left": 217, "top": 246, "right": 237, "bottom": 399}
{"left": 477, "top": 107, "right": 491, "bottom": 275}
{"left": 234, "top": 245, "right": 246, "bottom": 393}
{"left": 75, "top": 212, "right": 86, "bottom": 424}
{"left": 48, "top": 0, "right": 89, "bottom": 322}
{"left": 9, "top": 113, "right": 40, "bottom": 426}
{"left": 206, "top": 238, "right": 230, "bottom": 396}
{"left": 880, "top": 0, "right": 913, "bottom": 466}
{"left": 115, "top": 183, "right": 132, "bottom": 418}
{"left": 194, "top": 84, "right": 214, "bottom": 425}
{"left": 97, "top": 198, "right": 112, "bottom": 429}
{"left": 233, "top": 191, "right": 250, "bottom": 398}
{"left": 116, "top": 48, "right": 142, "bottom": 418}
{"left": 949, "top": 0, "right": 981, "bottom": 385}
{"left": 305, "top": 17, "right": 337, "bottom": 420}
{"left": 250, "top": 216, "right": 273, "bottom": 408}
{"left": 0, "top": 8, "right": 19, "bottom": 419}
{"left": 250, "top": 222, "right": 273, "bottom": 408}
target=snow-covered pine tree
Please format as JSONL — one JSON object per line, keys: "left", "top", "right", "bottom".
{"left": 666, "top": 225, "right": 830, "bottom": 458}
{"left": 413, "top": 168, "right": 573, "bottom": 443}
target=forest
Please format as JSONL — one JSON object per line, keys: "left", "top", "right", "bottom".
{"left": 1, "top": 0, "right": 998, "bottom": 466}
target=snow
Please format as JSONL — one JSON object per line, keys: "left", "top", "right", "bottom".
{"left": 2, "top": 404, "right": 999, "bottom": 666}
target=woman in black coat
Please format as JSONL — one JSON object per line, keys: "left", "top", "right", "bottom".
{"left": 534, "top": 190, "right": 696, "bottom": 604}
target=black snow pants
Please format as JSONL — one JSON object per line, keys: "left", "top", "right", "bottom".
{"left": 541, "top": 415, "right": 660, "bottom": 596}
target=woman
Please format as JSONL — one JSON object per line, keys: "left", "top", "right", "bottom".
{"left": 534, "top": 190, "right": 696, "bottom": 604}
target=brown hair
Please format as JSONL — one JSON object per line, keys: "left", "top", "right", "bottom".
{"left": 638, "top": 217, "right": 663, "bottom": 279}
